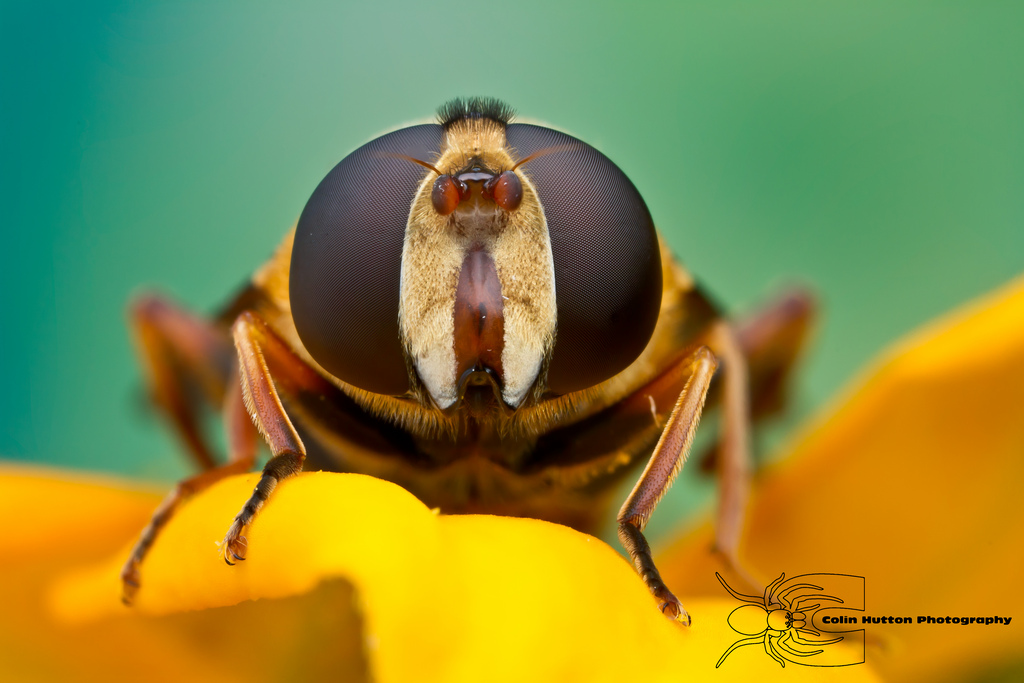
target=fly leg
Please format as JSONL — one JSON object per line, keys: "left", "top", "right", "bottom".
{"left": 121, "top": 367, "right": 257, "bottom": 603}
{"left": 122, "top": 294, "right": 259, "bottom": 603}
{"left": 735, "top": 288, "right": 816, "bottom": 420}
{"left": 707, "top": 321, "right": 753, "bottom": 585}
{"left": 699, "top": 288, "right": 815, "bottom": 472}
{"left": 706, "top": 290, "right": 815, "bottom": 588}
{"left": 129, "top": 294, "right": 235, "bottom": 470}
{"left": 221, "top": 311, "right": 336, "bottom": 564}
{"left": 618, "top": 346, "right": 718, "bottom": 625}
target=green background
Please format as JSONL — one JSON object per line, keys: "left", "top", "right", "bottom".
{"left": 2, "top": 2, "right": 1023, "bottom": 540}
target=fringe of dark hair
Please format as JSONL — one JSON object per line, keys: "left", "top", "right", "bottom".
{"left": 437, "top": 97, "right": 515, "bottom": 129}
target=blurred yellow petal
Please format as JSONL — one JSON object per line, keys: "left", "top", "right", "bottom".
{"left": 1, "top": 467, "right": 880, "bottom": 683}
{"left": 661, "top": 275, "right": 1024, "bottom": 682}
{"left": 0, "top": 468, "right": 371, "bottom": 682}
{"left": 1, "top": 465, "right": 159, "bottom": 562}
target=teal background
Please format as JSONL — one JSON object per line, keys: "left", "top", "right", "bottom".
{"left": 2, "top": 2, "right": 1023, "bottom": 540}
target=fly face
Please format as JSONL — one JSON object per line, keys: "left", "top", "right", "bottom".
{"left": 400, "top": 123, "right": 556, "bottom": 413}
{"left": 289, "top": 98, "right": 664, "bottom": 421}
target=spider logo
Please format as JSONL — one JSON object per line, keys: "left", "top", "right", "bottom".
{"left": 716, "top": 571, "right": 852, "bottom": 668}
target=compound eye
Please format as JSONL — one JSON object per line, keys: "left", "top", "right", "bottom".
{"left": 506, "top": 124, "right": 663, "bottom": 396}
{"left": 290, "top": 124, "right": 443, "bottom": 396}
{"left": 491, "top": 170, "right": 523, "bottom": 211}
{"left": 432, "top": 175, "right": 462, "bottom": 215}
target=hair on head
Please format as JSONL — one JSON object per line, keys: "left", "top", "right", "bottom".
{"left": 437, "top": 97, "right": 516, "bottom": 130}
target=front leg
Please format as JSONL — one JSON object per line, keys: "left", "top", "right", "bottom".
{"left": 618, "top": 346, "right": 718, "bottom": 625}
{"left": 222, "top": 311, "right": 333, "bottom": 564}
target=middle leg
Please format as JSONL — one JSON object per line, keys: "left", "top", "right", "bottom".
{"left": 707, "top": 320, "right": 752, "bottom": 575}
{"left": 121, "top": 366, "right": 259, "bottom": 603}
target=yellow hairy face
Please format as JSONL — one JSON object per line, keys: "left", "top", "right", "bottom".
{"left": 399, "top": 118, "right": 556, "bottom": 410}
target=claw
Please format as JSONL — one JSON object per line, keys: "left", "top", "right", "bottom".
{"left": 657, "top": 592, "right": 692, "bottom": 626}
{"left": 221, "top": 532, "right": 248, "bottom": 566}
{"left": 120, "top": 565, "right": 140, "bottom": 606}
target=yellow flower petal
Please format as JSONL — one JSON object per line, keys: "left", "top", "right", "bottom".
{"left": 661, "top": 275, "right": 1024, "bottom": 681}
{"left": 1, "top": 467, "right": 881, "bottom": 682}
{"left": 0, "top": 468, "right": 371, "bottom": 682}
{"left": 0, "top": 465, "right": 159, "bottom": 563}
